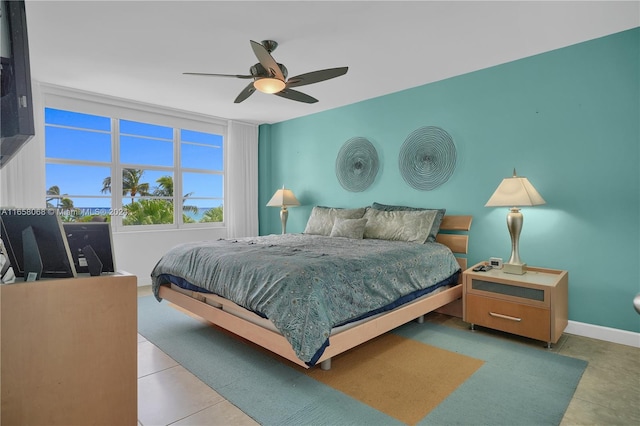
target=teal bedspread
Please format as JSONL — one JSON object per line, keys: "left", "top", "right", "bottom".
{"left": 151, "top": 234, "right": 460, "bottom": 364}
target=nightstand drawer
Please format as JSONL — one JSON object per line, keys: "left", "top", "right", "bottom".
{"left": 465, "top": 293, "right": 551, "bottom": 342}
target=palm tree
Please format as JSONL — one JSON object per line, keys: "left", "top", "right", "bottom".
{"left": 100, "top": 177, "right": 111, "bottom": 194}
{"left": 60, "top": 198, "right": 75, "bottom": 210}
{"left": 58, "top": 197, "right": 79, "bottom": 221}
{"left": 153, "top": 175, "right": 174, "bottom": 197}
{"left": 46, "top": 185, "right": 61, "bottom": 208}
{"left": 123, "top": 199, "right": 173, "bottom": 225}
{"left": 201, "top": 206, "right": 223, "bottom": 223}
{"left": 101, "top": 169, "right": 150, "bottom": 204}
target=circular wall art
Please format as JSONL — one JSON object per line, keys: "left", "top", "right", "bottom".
{"left": 398, "top": 126, "right": 457, "bottom": 191}
{"left": 335, "top": 137, "right": 379, "bottom": 192}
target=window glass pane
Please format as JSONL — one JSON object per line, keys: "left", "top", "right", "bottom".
{"left": 45, "top": 126, "right": 111, "bottom": 161}
{"left": 188, "top": 205, "right": 223, "bottom": 223}
{"left": 46, "top": 164, "right": 112, "bottom": 198}
{"left": 183, "top": 173, "right": 222, "bottom": 198}
{"left": 181, "top": 143, "right": 222, "bottom": 170}
{"left": 181, "top": 129, "right": 223, "bottom": 170}
{"left": 120, "top": 120, "right": 173, "bottom": 139}
{"left": 120, "top": 135, "right": 173, "bottom": 166}
{"left": 122, "top": 197, "right": 174, "bottom": 225}
{"left": 45, "top": 108, "right": 110, "bottom": 131}
{"left": 182, "top": 198, "right": 214, "bottom": 220}
{"left": 119, "top": 169, "right": 170, "bottom": 200}
{"left": 181, "top": 129, "right": 222, "bottom": 147}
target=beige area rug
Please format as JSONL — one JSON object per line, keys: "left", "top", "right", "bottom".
{"left": 304, "top": 333, "right": 484, "bottom": 425}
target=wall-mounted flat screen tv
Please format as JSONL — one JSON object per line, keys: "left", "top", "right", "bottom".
{"left": 63, "top": 222, "right": 116, "bottom": 275}
{"left": 0, "top": 209, "right": 77, "bottom": 280}
{"left": 0, "top": 0, "right": 35, "bottom": 168}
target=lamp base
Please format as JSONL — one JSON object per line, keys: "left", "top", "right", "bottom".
{"left": 280, "top": 207, "right": 288, "bottom": 234}
{"left": 503, "top": 262, "right": 527, "bottom": 275}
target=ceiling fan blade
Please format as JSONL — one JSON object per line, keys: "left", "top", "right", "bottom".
{"left": 234, "top": 83, "right": 257, "bottom": 103}
{"left": 286, "top": 67, "right": 348, "bottom": 88}
{"left": 183, "top": 72, "right": 254, "bottom": 79}
{"left": 250, "top": 40, "right": 285, "bottom": 81}
{"left": 274, "top": 88, "right": 318, "bottom": 104}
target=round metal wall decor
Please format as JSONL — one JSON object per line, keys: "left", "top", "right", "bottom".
{"left": 335, "top": 137, "right": 379, "bottom": 192}
{"left": 399, "top": 126, "right": 456, "bottom": 191}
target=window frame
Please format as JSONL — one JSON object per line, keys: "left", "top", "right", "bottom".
{"left": 42, "top": 86, "right": 227, "bottom": 232}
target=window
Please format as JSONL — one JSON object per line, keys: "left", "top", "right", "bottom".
{"left": 45, "top": 107, "right": 225, "bottom": 229}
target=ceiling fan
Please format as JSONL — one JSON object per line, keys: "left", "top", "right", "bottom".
{"left": 183, "top": 40, "right": 348, "bottom": 104}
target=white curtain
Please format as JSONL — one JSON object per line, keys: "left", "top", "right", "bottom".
{"left": 226, "top": 120, "right": 259, "bottom": 238}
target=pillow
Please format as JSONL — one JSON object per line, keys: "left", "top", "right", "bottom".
{"left": 330, "top": 218, "right": 368, "bottom": 239}
{"left": 363, "top": 208, "right": 437, "bottom": 243}
{"left": 304, "top": 206, "right": 367, "bottom": 236}
{"left": 371, "top": 202, "right": 445, "bottom": 243}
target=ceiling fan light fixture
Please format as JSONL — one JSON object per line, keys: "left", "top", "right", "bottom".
{"left": 184, "top": 40, "right": 347, "bottom": 104}
{"left": 253, "top": 77, "right": 286, "bottom": 94}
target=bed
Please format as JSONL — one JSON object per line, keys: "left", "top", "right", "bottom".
{"left": 151, "top": 205, "right": 472, "bottom": 370}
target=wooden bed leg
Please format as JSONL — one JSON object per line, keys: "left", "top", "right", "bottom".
{"left": 320, "top": 358, "right": 332, "bottom": 371}
{"left": 416, "top": 315, "right": 425, "bottom": 324}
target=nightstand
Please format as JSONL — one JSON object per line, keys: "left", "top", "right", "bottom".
{"left": 463, "top": 264, "right": 568, "bottom": 348}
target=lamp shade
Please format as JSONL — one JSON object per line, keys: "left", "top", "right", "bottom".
{"left": 485, "top": 169, "right": 545, "bottom": 207}
{"left": 267, "top": 187, "right": 300, "bottom": 207}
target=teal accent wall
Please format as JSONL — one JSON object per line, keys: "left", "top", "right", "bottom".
{"left": 258, "top": 28, "right": 640, "bottom": 333}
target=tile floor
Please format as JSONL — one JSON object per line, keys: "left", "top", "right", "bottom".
{"left": 137, "top": 286, "right": 640, "bottom": 425}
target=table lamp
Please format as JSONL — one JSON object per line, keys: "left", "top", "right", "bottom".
{"left": 485, "top": 169, "right": 545, "bottom": 274}
{"left": 267, "top": 186, "right": 300, "bottom": 234}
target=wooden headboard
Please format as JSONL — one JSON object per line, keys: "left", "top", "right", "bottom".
{"left": 436, "top": 215, "right": 473, "bottom": 274}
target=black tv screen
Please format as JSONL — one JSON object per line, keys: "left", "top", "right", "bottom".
{"left": 63, "top": 222, "right": 117, "bottom": 275}
{"left": 0, "top": 209, "right": 77, "bottom": 280}
{"left": 0, "top": 0, "right": 35, "bottom": 168}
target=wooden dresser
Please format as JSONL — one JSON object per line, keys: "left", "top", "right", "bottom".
{"left": 0, "top": 272, "right": 137, "bottom": 425}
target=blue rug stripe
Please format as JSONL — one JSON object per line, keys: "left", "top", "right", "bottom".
{"left": 138, "top": 296, "right": 586, "bottom": 426}
{"left": 395, "top": 322, "right": 587, "bottom": 425}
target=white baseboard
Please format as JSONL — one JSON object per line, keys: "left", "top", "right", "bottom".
{"left": 565, "top": 320, "right": 640, "bottom": 348}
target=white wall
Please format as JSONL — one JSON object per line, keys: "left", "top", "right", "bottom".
{"left": 113, "top": 226, "right": 226, "bottom": 286}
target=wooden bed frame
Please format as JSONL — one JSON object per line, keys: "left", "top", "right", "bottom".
{"left": 158, "top": 215, "right": 473, "bottom": 370}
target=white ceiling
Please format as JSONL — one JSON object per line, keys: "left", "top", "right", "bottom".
{"left": 24, "top": 1, "right": 639, "bottom": 125}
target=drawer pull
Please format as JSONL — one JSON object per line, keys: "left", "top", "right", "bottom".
{"left": 489, "top": 312, "right": 522, "bottom": 322}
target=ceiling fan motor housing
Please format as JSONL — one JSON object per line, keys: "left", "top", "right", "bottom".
{"left": 250, "top": 63, "right": 288, "bottom": 79}
{"left": 261, "top": 40, "right": 278, "bottom": 53}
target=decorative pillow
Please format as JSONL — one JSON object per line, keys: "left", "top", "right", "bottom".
{"left": 363, "top": 208, "right": 437, "bottom": 243}
{"left": 304, "top": 206, "right": 367, "bottom": 236}
{"left": 330, "top": 218, "right": 368, "bottom": 239}
{"left": 371, "top": 202, "right": 445, "bottom": 243}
